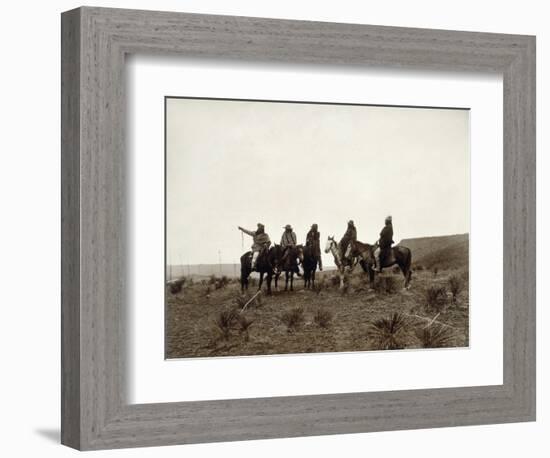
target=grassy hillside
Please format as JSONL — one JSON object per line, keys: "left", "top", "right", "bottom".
{"left": 399, "top": 233, "right": 469, "bottom": 270}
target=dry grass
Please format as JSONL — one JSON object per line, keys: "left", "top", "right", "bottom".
{"left": 313, "top": 308, "right": 333, "bottom": 328}
{"left": 280, "top": 306, "right": 305, "bottom": 332}
{"left": 165, "top": 266, "right": 469, "bottom": 358}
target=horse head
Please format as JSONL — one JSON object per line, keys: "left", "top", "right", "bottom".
{"left": 325, "top": 235, "right": 336, "bottom": 254}
{"left": 296, "top": 244, "right": 305, "bottom": 263}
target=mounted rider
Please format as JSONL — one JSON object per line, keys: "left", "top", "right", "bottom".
{"left": 374, "top": 215, "right": 394, "bottom": 272}
{"left": 238, "top": 223, "right": 271, "bottom": 271}
{"left": 306, "top": 223, "right": 323, "bottom": 271}
{"left": 280, "top": 224, "right": 301, "bottom": 275}
{"left": 339, "top": 220, "right": 357, "bottom": 263}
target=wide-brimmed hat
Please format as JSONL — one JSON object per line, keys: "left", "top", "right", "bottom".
{"left": 348, "top": 220, "right": 354, "bottom": 225}
{"left": 311, "top": 223, "right": 318, "bottom": 229}
{"left": 284, "top": 224, "right": 292, "bottom": 230}
{"left": 257, "top": 223, "right": 265, "bottom": 228}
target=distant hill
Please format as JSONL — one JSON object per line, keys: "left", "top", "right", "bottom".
{"left": 167, "top": 263, "right": 241, "bottom": 280}
{"left": 398, "top": 233, "right": 469, "bottom": 269}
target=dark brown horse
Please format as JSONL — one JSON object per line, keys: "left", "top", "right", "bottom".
{"left": 302, "top": 245, "right": 319, "bottom": 289}
{"left": 275, "top": 245, "right": 304, "bottom": 291}
{"left": 351, "top": 241, "right": 412, "bottom": 289}
{"left": 240, "top": 245, "right": 283, "bottom": 295}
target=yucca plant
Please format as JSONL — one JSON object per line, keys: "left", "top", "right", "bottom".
{"left": 448, "top": 274, "right": 463, "bottom": 303}
{"left": 237, "top": 314, "right": 254, "bottom": 342}
{"left": 416, "top": 324, "right": 455, "bottom": 348}
{"left": 368, "top": 312, "right": 408, "bottom": 350}
{"left": 425, "top": 285, "right": 447, "bottom": 312}
{"left": 213, "top": 308, "right": 238, "bottom": 340}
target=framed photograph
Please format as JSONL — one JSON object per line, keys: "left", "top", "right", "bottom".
{"left": 61, "top": 6, "right": 536, "bottom": 450}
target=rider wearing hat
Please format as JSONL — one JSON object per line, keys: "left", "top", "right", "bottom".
{"left": 238, "top": 223, "right": 271, "bottom": 271}
{"left": 280, "top": 224, "right": 299, "bottom": 271}
{"left": 375, "top": 215, "right": 394, "bottom": 272}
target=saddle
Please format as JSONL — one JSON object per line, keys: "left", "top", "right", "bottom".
{"left": 380, "top": 247, "right": 395, "bottom": 266}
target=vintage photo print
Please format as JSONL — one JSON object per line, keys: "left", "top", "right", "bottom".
{"left": 165, "top": 97, "right": 470, "bottom": 358}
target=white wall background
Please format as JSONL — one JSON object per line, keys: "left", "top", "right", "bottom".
{"left": 0, "top": 1, "right": 546, "bottom": 457}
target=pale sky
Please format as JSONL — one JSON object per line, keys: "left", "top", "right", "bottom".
{"left": 166, "top": 97, "right": 470, "bottom": 266}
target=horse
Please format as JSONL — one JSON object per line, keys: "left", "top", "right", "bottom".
{"left": 240, "top": 245, "right": 283, "bottom": 295}
{"left": 276, "top": 245, "right": 304, "bottom": 291}
{"left": 351, "top": 240, "right": 413, "bottom": 289}
{"left": 324, "top": 236, "right": 350, "bottom": 289}
{"left": 302, "top": 245, "right": 319, "bottom": 289}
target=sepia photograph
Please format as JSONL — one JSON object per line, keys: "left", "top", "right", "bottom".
{"left": 165, "top": 96, "right": 470, "bottom": 358}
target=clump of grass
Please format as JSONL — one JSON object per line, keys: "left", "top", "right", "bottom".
{"left": 448, "top": 274, "right": 463, "bottom": 304}
{"left": 374, "top": 275, "right": 398, "bottom": 294}
{"left": 169, "top": 277, "right": 185, "bottom": 294}
{"left": 425, "top": 285, "right": 447, "bottom": 312}
{"left": 237, "top": 314, "right": 254, "bottom": 342}
{"left": 213, "top": 308, "right": 239, "bottom": 340}
{"left": 432, "top": 266, "right": 439, "bottom": 277}
{"left": 280, "top": 307, "right": 305, "bottom": 332}
{"left": 416, "top": 324, "right": 455, "bottom": 348}
{"left": 368, "top": 312, "right": 409, "bottom": 350}
{"left": 415, "top": 264, "right": 425, "bottom": 271}
{"left": 313, "top": 308, "right": 333, "bottom": 328}
{"left": 209, "top": 274, "right": 218, "bottom": 285}
{"left": 329, "top": 275, "right": 341, "bottom": 288}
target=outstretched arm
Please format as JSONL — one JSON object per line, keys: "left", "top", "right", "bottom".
{"left": 238, "top": 226, "right": 255, "bottom": 237}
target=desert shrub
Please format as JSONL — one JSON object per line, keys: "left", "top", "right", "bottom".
{"left": 368, "top": 312, "right": 409, "bottom": 350}
{"left": 280, "top": 307, "right": 305, "bottom": 332}
{"left": 213, "top": 308, "right": 239, "bottom": 340}
{"left": 448, "top": 274, "right": 463, "bottom": 303}
{"left": 313, "top": 308, "right": 333, "bottom": 328}
{"left": 249, "top": 278, "right": 257, "bottom": 287}
{"left": 169, "top": 277, "right": 185, "bottom": 294}
{"left": 313, "top": 281, "right": 324, "bottom": 295}
{"left": 209, "top": 274, "right": 218, "bottom": 285}
{"left": 204, "top": 285, "right": 212, "bottom": 296}
{"left": 220, "top": 275, "right": 230, "bottom": 287}
{"left": 415, "top": 264, "right": 425, "bottom": 271}
{"left": 236, "top": 314, "right": 254, "bottom": 342}
{"left": 329, "top": 275, "right": 341, "bottom": 288}
{"left": 392, "top": 266, "right": 401, "bottom": 274}
{"left": 425, "top": 285, "right": 447, "bottom": 312}
{"left": 374, "top": 275, "right": 398, "bottom": 294}
{"left": 416, "top": 324, "right": 455, "bottom": 348}
{"left": 432, "top": 267, "right": 439, "bottom": 277}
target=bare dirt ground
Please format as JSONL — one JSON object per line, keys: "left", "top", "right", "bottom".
{"left": 165, "top": 266, "right": 469, "bottom": 359}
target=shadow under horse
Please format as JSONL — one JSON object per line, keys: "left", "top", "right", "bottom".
{"left": 352, "top": 241, "right": 412, "bottom": 288}
{"left": 240, "top": 245, "right": 283, "bottom": 295}
{"left": 275, "top": 245, "right": 304, "bottom": 291}
{"left": 302, "top": 245, "right": 319, "bottom": 289}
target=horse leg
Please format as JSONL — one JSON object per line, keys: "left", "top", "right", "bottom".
{"left": 312, "top": 269, "right": 316, "bottom": 288}
{"left": 266, "top": 272, "right": 272, "bottom": 295}
{"left": 290, "top": 272, "right": 294, "bottom": 291}
{"left": 258, "top": 272, "right": 264, "bottom": 291}
{"left": 368, "top": 265, "right": 375, "bottom": 289}
{"left": 285, "top": 270, "right": 288, "bottom": 291}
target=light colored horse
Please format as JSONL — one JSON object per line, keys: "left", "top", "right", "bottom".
{"left": 324, "top": 236, "right": 350, "bottom": 289}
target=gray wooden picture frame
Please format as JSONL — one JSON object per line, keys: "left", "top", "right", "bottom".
{"left": 61, "top": 6, "right": 536, "bottom": 451}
